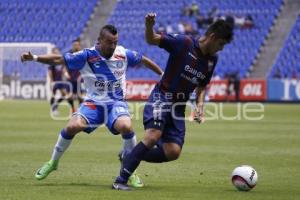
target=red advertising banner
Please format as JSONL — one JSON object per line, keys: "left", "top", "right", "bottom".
{"left": 126, "top": 80, "right": 157, "bottom": 100}
{"left": 207, "top": 80, "right": 234, "bottom": 101}
{"left": 239, "top": 79, "right": 266, "bottom": 101}
{"left": 125, "top": 79, "right": 267, "bottom": 101}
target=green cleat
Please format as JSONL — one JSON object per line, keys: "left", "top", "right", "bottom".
{"left": 118, "top": 151, "right": 144, "bottom": 188}
{"left": 35, "top": 160, "right": 58, "bottom": 180}
{"left": 128, "top": 171, "right": 144, "bottom": 188}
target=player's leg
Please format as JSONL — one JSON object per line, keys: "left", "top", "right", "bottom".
{"left": 50, "top": 84, "right": 58, "bottom": 113}
{"left": 143, "top": 142, "right": 181, "bottom": 162}
{"left": 142, "top": 116, "right": 185, "bottom": 163}
{"left": 113, "top": 97, "right": 167, "bottom": 190}
{"left": 66, "top": 81, "right": 76, "bottom": 113}
{"left": 112, "top": 128, "right": 162, "bottom": 190}
{"left": 106, "top": 101, "right": 144, "bottom": 187}
{"left": 35, "top": 115, "right": 87, "bottom": 180}
{"left": 52, "top": 87, "right": 68, "bottom": 114}
{"left": 35, "top": 100, "right": 103, "bottom": 180}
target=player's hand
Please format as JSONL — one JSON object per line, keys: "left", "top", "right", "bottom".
{"left": 145, "top": 12, "right": 156, "bottom": 27}
{"left": 194, "top": 105, "right": 205, "bottom": 124}
{"left": 21, "top": 51, "right": 34, "bottom": 62}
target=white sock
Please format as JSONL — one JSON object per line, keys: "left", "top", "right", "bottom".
{"left": 51, "top": 133, "right": 73, "bottom": 161}
{"left": 122, "top": 134, "right": 137, "bottom": 153}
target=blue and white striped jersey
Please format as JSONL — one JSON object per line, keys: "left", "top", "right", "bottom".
{"left": 63, "top": 45, "right": 142, "bottom": 104}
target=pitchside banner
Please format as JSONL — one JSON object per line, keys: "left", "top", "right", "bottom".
{"left": 267, "top": 79, "right": 300, "bottom": 101}
{"left": 125, "top": 80, "right": 157, "bottom": 100}
{"left": 1, "top": 79, "right": 299, "bottom": 101}
{"left": 239, "top": 80, "right": 267, "bottom": 101}
{"left": 207, "top": 79, "right": 267, "bottom": 101}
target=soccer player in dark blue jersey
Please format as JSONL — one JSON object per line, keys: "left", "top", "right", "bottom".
{"left": 65, "top": 39, "right": 84, "bottom": 113}
{"left": 112, "top": 13, "right": 233, "bottom": 190}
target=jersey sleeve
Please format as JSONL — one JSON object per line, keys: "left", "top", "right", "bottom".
{"left": 158, "top": 34, "right": 190, "bottom": 54}
{"left": 63, "top": 49, "right": 87, "bottom": 70}
{"left": 125, "top": 49, "right": 142, "bottom": 67}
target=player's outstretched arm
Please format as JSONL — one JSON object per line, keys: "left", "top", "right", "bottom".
{"left": 145, "top": 12, "right": 161, "bottom": 45}
{"left": 21, "top": 51, "right": 65, "bottom": 66}
{"left": 141, "top": 55, "right": 164, "bottom": 77}
{"left": 194, "top": 86, "right": 206, "bottom": 124}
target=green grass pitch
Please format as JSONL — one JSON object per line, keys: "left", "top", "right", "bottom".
{"left": 0, "top": 100, "right": 299, "bottom": 200}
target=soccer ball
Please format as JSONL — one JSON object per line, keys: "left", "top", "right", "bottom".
{"left": 231, "top": 165, "right": 258, "bottom": 191}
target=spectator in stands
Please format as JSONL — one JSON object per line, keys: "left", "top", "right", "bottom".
{"left": 166, "top": 21, "right": 174, "bottom": 34}
{"left": 225, "top": 13, "right": 235, "bottom": 29}
{"left": 243, "top": 14, "right": 254, "bottom": 29}
{"left": 196, "top": 6, "right": 219, "bottom": 29}
{"left": 183, "top": 22, "right": 198, "bottom": 37}
{"left": 157, "top": 23, "right": 166, "bottom": 34}
{"left": 235, "top": 14, "right": 254, "bottom": 29}
{"left": 181, "top": 1, "right": 199, "bottom": 17}
{"left": 177, "top": 21, "right": 185, "bottom": 34}
{"left": 190, "top": 2, "right": 200, "bottom": 17}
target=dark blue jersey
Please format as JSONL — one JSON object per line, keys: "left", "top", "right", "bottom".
{"left": 48, "top": 65, "right": 64, "bottom": 81}
{"left": 158, "top": 34, "right": 218, "bottom": 102}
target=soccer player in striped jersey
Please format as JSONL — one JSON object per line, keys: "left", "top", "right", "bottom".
{"left": 113, "top": 13, "right": 233, "bottom": 190}
{"left": 21, "top": 25, "right": 163, "bottom": 187}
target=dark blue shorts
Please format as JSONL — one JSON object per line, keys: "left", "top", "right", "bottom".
{"left": 52, "top": 81, "right": 68, "bottom": 93}
{"left": 143, "top": 87, "right": 186, "bottom": 147}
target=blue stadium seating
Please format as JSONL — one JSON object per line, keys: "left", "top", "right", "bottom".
{"left": 0, "top": 0, "right": 286, "bottom": 81}
{"left": 108, "top": 0, "right": 283, "bottom": 80}
{"left": 0, "top": 0, "right": 98, "bottom": 80}
{"left": 0, "top": 0, "right": 97, "bottom": 50}
{"left": 269, "top": 15, "right": 300, "bottom": 79}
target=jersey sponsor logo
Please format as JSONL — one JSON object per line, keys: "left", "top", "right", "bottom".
{"left": 184, "top": 65, "right": 206, "bottom": 79}
{"left": 94, "top": 79, "right": 122, "bottom": 91}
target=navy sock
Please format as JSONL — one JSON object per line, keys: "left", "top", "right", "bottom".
{"left": 142, "top": 146, "right": 168, "bottom": 163}
{"left": 117, "top": 142, "right": 149, "bottom": 183}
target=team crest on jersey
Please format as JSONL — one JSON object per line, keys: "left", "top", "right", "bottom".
{"left": 116, "top": 61, "right": 124, "bottom": 68}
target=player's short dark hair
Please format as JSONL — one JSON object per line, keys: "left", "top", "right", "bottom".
{"left": 205, "top": 19, "right": 233, "bottom": 43}
{"left": 72, "top": 38, "right": 80, "bottom": 43}
{"left": 99, "top": 25, "right": 118, "bottom": 38}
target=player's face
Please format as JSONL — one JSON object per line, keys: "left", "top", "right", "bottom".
{"left": 208, "top": 37, "right": 227, "bottom": 55}
{"left": 72, "top": 41, "right": 81, "bottom": 52}
{"left": 99, "top": 31, "right": 118, "bottom": 59}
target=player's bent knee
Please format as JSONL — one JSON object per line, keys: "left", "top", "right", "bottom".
{"left": 118, "top": 123, "right": 133, "bottom": 134}
{"left": 143, "top": 129, "right": 162, "bottom": 147}
{"left": 164, "top": 144, "right": 182, "bottom": 161}
{"left": 65, "top": 116, "right": 87, "bottom": 135}
{"left": 114, "top": 116, "right": 133, "bottom": 134}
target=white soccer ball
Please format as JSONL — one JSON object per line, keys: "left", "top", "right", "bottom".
{"left": 231, "top": 165, "right": 258, "bottom": 191}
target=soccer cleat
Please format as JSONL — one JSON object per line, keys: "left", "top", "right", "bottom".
{"left": 35, "top": 160, "right": 58, "bottom": 180}
{"left": 118, "top": 151, "right": 144, "bottom": 188}
{"left": 112, "top": 182, "right": 132, "bottom": 191}
{"left": 128, "top": 171, "right": 144, "bottom": 188}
